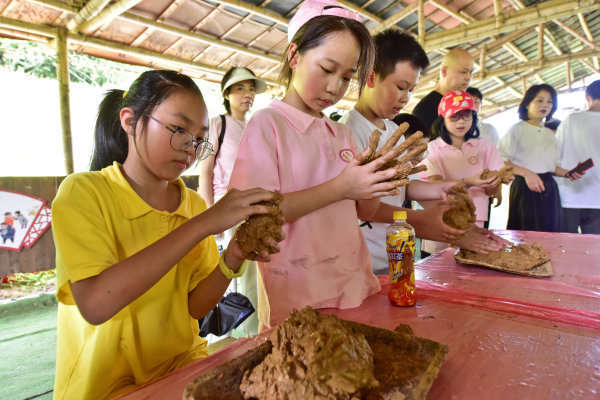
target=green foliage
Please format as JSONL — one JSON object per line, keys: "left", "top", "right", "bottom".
{"left": 0, "top": 37, "right": 147, "bottom": 86}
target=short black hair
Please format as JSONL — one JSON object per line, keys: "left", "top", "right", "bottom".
{"left": 544, "top": 118, "right": 561, "bottom": 131}
{"left": 518, "top": 84, "right": 557, "bottom": 121}
{"left": 393, "top": 113, "right": 432, "bottom": 139}
{"left": 373, "top": 29, "right": 429, "bottom": 80}
{"left": 431, "top": 111, "right": 480, "bottom": 144}
{"left": 466, "top": 87, "right": 483, "bottom": 100}
{"left": 586, "top": 79, "right": 600, "bottom": 100}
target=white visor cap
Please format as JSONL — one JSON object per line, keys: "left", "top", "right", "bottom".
{"left": 221, "top": 68, "right": 267, "bottom": 95}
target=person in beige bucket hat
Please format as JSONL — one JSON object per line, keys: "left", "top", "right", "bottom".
{"left": 197, "top": 66, "right": 267, "bottom": 338}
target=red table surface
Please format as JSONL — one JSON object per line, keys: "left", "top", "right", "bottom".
{"left": 119, "top": 231, "right": 600, "bottom": 400}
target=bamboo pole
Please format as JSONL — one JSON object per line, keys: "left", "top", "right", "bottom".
{"left": 493, "top": 0, "right": 503, "bottom": 27}
{"left": 577, "top": 13, "right": 599, "bottom": 69}
{"left": 370, "top": 4, "right": 417, "bottom": 34}
{"left": 423, "top": 0, "right": 599, "bottom": 51}
{"left": 79, "top": 0, "right": 144, "bottom": 34}
{"left": 553, "top": 19, "right": 600, "bottom": 50}
{"left": 538, "top": 23, "right": 544, "bottom": 67}
{"left": 66, "top": 0, "right": 111, "bottom": 32}
{"left": 56, "top": 27, "right": 74, "bottom": 175}
{"left": 418, "top": 0, "right": 425, "bottom": 45}
{"left": 479, "top": 45, "right": 486, "bottom": 80}
{"left": 337, "top": 0, "right": 382, "bottom": 23}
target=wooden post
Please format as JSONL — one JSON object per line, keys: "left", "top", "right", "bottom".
{"left": 56, "top": 27, "right": 74, "bottom": 175}
{"left": 566, "top": 61, "right": 572, "bottom": 90}
{"left": 521, "top": 77, "right": 527, "bottom": 93}
{"left": 538, "top": 23, "right": 544, "bottom": 66}
{"left": 479, "top": 45, "right": 487, "bottom": 79}
{"left": 493, "top": 0, "right": 503, "bottom": 27}
{"left": 418, "top": 0, "right": 425, "bottom": 45}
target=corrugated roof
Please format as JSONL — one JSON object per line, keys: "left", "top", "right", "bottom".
{"left": 0, "top": 0, "right": 598, "bottom": 116}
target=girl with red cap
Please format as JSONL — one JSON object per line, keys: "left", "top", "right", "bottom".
{"left": 419, "top": 90, "right": 506, "bottom": 255}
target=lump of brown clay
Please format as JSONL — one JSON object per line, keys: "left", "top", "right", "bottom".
{"left": 480, "top": 165, "right": 514, "bottom": 184}
{"left": 459, "top": 243, "right": 550, "bottom": 271}
{"left": 239, "top": 307, "right": 379, "bottom": 400}
{"left": 235, "top": 192, "right": 284, "bottom": 258}
{"left": 443, "top": 183, "right": 476, "bottom": 230}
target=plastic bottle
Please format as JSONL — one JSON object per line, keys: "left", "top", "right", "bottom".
{"left": 386, "top": 211, "right": 416, "bottom": 306}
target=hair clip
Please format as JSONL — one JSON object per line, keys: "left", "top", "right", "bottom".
{"left": 122, "top": 90, "right": 128, "bottom": 99}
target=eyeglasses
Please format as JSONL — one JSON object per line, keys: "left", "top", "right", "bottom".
{"left": 448, "top": 111, "right": 473, "bottom": 122}
{"left": 147, "top": 115, "right": 213, "bottom": 161}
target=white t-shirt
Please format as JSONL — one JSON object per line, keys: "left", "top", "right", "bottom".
{"left": 340, "top": 109, "right": 406, "bottom": 274}
{"left": 555, "top": 111, "right": 600, "bottom": 209}
{"left": 478, "top": 121, "right": 499, "bottom": 147}
{"left": 498, "top": 120, "right": 560, "bottom": 173}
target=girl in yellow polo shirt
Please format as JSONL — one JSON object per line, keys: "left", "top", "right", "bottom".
{"left": 51, "top": 70, "right": 283, "bottom": 400}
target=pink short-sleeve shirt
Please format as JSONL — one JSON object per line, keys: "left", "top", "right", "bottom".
{"left": 210, "top": 115, "right": 246, "bottom": 200}
{"left": 421, "top": 137, "right": 504, "bottom": 222}
{"left": 228, "top": 100, "right": 381, "bottom": 327}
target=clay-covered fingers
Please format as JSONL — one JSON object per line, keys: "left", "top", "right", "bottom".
{"left": 381, "top": 130, "right": 424, "bottom": 160}
{"left": 366, "top": 129, "right": 381, "bottom": 160}
{"left": 408, "top": 165, "right": 427, "bottom": 176}
{"left": 373, "top": 122, "right": 409, "bottom": 158}
{"left": 396, "top": 142, "right": 428, "bottom": 164}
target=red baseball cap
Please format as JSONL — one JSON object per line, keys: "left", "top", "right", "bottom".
{"left": 287, "top": 0, "right": 362, "bottom": 43}
{"left": 437, "top": 90, "right": 476, "bottom": 118}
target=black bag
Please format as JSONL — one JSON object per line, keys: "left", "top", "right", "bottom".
{"left": 199, "top": 292, "right": 255, "bottom": 337}
{"left": 214, "top": 114, "right": 227, "bottom": 159}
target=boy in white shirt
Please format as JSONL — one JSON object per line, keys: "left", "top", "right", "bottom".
{"left": 556, "top": 80, "right": 600, "bottom": 233}
{"left": 341, "top": 29, "right": 505, "bottom": 272}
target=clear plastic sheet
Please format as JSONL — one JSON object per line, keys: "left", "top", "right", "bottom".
{"left": 119, "top": 231, "right": 600, "bottom": 399}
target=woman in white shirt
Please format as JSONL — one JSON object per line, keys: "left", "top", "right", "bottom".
{"left": 499, "top": 84, "right": 572, "bottom": 232}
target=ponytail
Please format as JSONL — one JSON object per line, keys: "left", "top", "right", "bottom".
{"left": 90, "top": 89, "right": 128, "bottom": 171}
{"left": 89, "top": 70, "right": 203, "bottom": 171}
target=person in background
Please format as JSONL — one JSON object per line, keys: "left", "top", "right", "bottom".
{"left": 498, "top": 84, "right": 576, "bottom": 232}
{"left": 412, "top": 48, "right": 474, "bottom": 130}
{"left": 419, "top": 90, "right": 504, "bottom": 257}
{"left": 53, "top": 70, "right": 282, "bottom": 400}
{"left": 466, "top": 87, "right": 500, "bottom": 146}
{"left": 556, "top": 79, "right": 600, "bottom": 233}
{"left": 341, "top": 29, "right": 502, "bottom": 273}
{"left": 197, "top": 66, "right": 267, "bottom": 337}
{"left": 393, "top": 113, "right": 432, "bottom": 140}
{"left": 229, "top": 0, "right": 471, "bottom": 328}
{"left": 1, "top": 222, "right": 15, "bottom": 244}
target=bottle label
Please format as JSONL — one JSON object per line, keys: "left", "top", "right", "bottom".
{"left": 387, "top": 232, "right": 416, "bottom": 306}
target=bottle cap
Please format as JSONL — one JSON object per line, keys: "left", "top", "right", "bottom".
{"left": 393, "top": 211, "right": 407, "bottom": 220}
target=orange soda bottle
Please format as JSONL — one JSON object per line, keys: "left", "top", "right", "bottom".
{"left": 386, "top": 211, "right": 416, "bottom": 306}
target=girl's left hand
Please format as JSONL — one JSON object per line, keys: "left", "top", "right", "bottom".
{"left": 464, "top": 173, "right": 500, "bottom": 190}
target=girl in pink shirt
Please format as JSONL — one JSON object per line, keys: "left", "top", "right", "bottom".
{"left": 420, "top": 90, "right": 504, "bottom": 254}
{"left": 228, "top": 0, "right": 466, "bottom": 327}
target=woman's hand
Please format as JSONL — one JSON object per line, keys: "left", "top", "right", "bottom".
{"left": 336, "top": 148, "right": 406, "bottom": 200}
{"left": 524, "top": 171, "right": 545, "bottom": 193}
{"left": 202, "top": 188, "right": 279, "bottom": 235}
{"left": 226, "top": 228, "right": 284, "bottom": 265}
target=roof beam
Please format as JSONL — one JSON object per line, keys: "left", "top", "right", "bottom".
{"left": 370, "top": 4, "right": 417, "bottom": 34}
{"left": 553, "top": 19, "right": 600, "bottom": 51}
{"left": 208, "top": 0, "right": 287, "bottom": 26}
{"left": 29, "top": 0, "right": 281, "bottom": 65}
{"left": 423, "top": 0, "right": 600, "bottom": 51}
{"left": 337, "top": 0, "right": 382, "bottom": 23}
{"left": 78, "top": 0, "right": 144, "bottom": 34}
{"left": 66, "top": 0, "right": 111, "bottom": 32}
